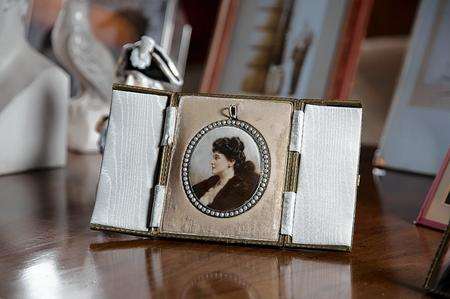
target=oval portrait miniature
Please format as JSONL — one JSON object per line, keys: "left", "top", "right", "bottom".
{"left": 181, "top": 116, "right": 270, "bottom": 218}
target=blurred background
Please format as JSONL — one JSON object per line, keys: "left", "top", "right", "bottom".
{"left": 25, "top": 0, "right": 419, "bottom": 144}
{"left": 2, "top": 0, "right": 449, "bottom": 176}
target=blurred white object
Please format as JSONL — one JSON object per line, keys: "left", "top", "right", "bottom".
{"left": 376, "top": 0, "right": 450, "bottom": 175}
{"left": 68, "top": 93, "right": 108, "bottom": 153}
{"left": 97, "top": 36, "right": 183, "bottom": 153}
{"left": 116, "top": 36, "right": 183, "bottom": 90}
{"left": 52, "top": 0, "right": 115, "bottom": 153}
{"left": 130, "top": 36, "right": 155, "bottom": 69}
{"left": 0, "top": 0, "right": 69, "bottom": 175}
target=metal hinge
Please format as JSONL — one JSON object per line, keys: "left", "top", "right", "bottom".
{"left": 289, "top": 108, "right": 305, "bottom": 153}
{"left": 160, "top": 106, "right": 177, "bottom": 146}
{"left": 149, "top": 185, "right": 166, "bottom": 228}
{"left": 281, "top": 192, "right": 296, "bottom": 236}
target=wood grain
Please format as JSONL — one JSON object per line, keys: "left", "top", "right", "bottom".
{"left": 0, "top": 147, "right": 441, "bottom": 298}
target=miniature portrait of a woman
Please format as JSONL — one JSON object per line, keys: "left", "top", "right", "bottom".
{"left": 192, "top": 137, "right": 260, "bottom": 211}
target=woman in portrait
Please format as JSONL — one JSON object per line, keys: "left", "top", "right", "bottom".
{"left": 192, "top": 137, "right": 260, "bottom": 212}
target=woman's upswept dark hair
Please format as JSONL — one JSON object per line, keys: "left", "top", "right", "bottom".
{"left": 212, "top": 137, "right": 256, "bottom": 176}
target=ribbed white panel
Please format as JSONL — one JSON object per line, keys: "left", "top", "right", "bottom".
{"left": 292, "top": 105, "right": 362, "bottom": 247}
{"left": 91, "top": 90, "right": 168, "bottom": 231}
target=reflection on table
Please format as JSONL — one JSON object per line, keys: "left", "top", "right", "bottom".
{"left": 0, "top": 148, "right": 441, "bottom": 298}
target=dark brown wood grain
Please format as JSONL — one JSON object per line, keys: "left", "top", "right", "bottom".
{"left": 0, "top": 147, "right": 439, "bottom": 298}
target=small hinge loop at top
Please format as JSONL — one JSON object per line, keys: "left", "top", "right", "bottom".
{"left": 229, "top": 104, "right": 238, "bottom": 119}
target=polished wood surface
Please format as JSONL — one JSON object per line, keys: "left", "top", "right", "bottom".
{"left": 0, "top": 147, "right": 440, "bottom": 298}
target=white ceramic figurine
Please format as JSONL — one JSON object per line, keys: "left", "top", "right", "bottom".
{"left": 52, "top": 0, "right": 115, "bottom": 153}
{"left": 0, "top": 0, "right": 70, "bottom": 175}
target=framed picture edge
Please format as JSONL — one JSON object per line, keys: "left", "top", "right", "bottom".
{"left": 424, "top": 218, "right": 450, "bottom": 295}
{"left": 416, "top": 149, "right": 450, "bottom": 230}
{"left": 201, "top": 0, "right": 373, "bottom": 98}
{"left": 200, "top": 0, "right": 240, "bottom": 93}
{"left": 326, "top": 0, "right": 374, "bottom": 99}
{"left": 375, "top": 0, "right": 450, "bottom": 176}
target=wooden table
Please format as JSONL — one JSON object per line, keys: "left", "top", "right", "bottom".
{"left": 0, "top": 147, "right": 441, "bottom": 298}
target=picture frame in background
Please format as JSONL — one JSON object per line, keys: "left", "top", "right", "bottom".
{"left": 416, "top": 149, "right": 450, "bottom": 230}
{"left": 200, "top": 0, "right": 373, "bottom": 100}
{"left": 424, "top": 219, "right": 450, "bottom": 297}
{"left": 200, "top": 0, "right": 240, "bottom": 92}
{"left": 375, "top": 0, "right": 450, "bottom": 175}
